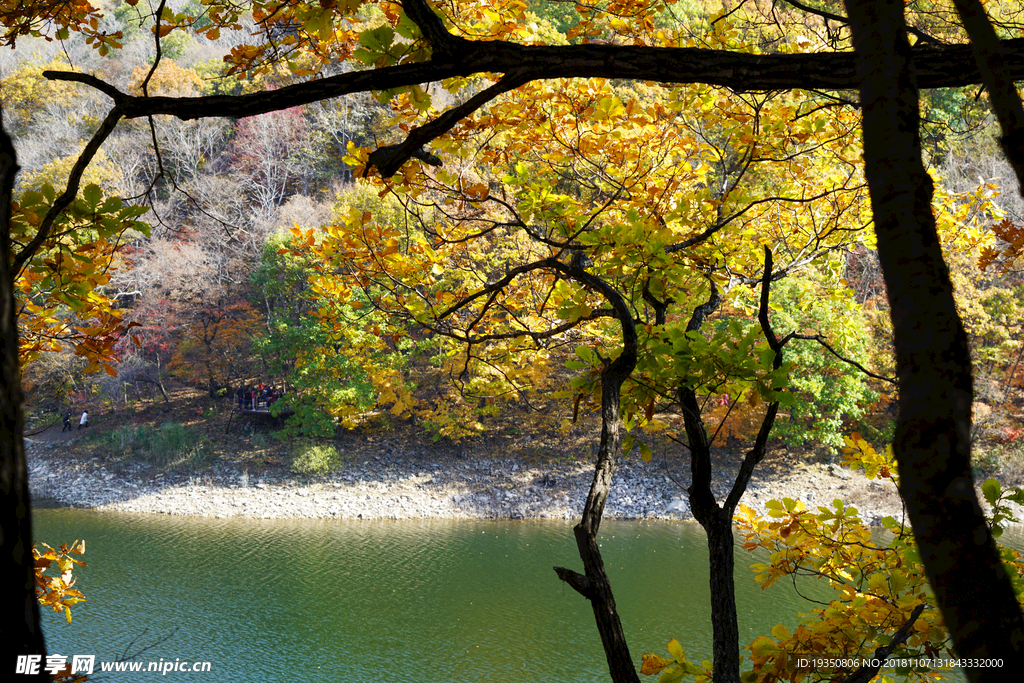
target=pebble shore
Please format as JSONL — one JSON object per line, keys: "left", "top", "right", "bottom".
{"left": 27, "top": 438, "right": 907, "bottom": 524}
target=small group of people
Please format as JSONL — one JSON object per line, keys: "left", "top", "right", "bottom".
{"left": 61, "top": 410, "right": 88, "bottom": 432}
{"left": 236, "top": 383, "right": 283, "bottom": 411}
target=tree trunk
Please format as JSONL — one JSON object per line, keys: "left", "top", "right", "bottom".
{"left": 680, "top": 382, "right": 742, "bottom": 683}
{"left": 844, "top": 0, "right": 1024, "bottom": 676}
{"left": 0, "top": 108, "right": 48, "bottom": 680}
{"left": 553, "top": 265, "right": 640, "bottom": 683}
{"left": 556, "top": 360, "right": 640, "bottom": 683}
{"left": 680, "top": 251, "right": 783, "bottom": 683}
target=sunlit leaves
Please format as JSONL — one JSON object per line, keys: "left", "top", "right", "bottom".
{"left": 979, "top": 218, "right": 1024, "bottom": 272}
{"left": 734, "top": 495, "right": 949, "bottom": 682}
{"left": 659, "top": 320, "right": 792, "bottom": 407}
{"left": 841, "top": 432, "right": 897, "bottom": 483}
{"left": 12, "top": 183, "right": 150, "bottom": 372}
{"left": 0, "top": 0, "right": 122, "bottom": 53}
{"left": 640, "top": 638, "right": 712, "bottom": 682}
{"left": 34, "top": 540, "right": 86, "bottom": 624}
{"left": 729, "top": 438, "right": 1024, "bottom": 683}
{"left": 981, "top": 476, "right": 1024, "bottom": 538}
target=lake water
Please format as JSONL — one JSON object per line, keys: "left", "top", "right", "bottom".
{"left": 33, "top": 507, "right": 977, "bottom": 681}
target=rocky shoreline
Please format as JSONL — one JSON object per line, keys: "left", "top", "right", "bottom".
{"left": 26, "top": 437, "right": 908, "bottom": 524}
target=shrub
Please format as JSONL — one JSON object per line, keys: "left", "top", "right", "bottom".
{"left": 290, "top": 440, "right": 341, "bottom": 475}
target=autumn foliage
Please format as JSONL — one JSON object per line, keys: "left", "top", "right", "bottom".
{"left": 34, "top": 540, "right": 86, "bottom": 625}
{"left": 6, "top": 0, "right": 1024, "bottom": 679}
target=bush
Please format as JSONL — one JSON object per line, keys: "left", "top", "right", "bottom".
{"left": 290, "top": 440, "right": 341, "bottom": 475}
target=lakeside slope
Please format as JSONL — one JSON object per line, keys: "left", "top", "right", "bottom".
{"left": 27, "top": 428, "right": 906, "bottom": 523}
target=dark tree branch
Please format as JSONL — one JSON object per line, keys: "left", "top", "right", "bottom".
{"left": 12, "top": 106, "right": 125, "bottom": 276}
{"left": 551, "top": 263, "right": 640, "bottom": 683}
{"left": 838, "top": 604, "right": 927, "bottom": 683}
{"left": 780, "top": 0, "right": 944, "bottom": 46}
{"left": 1, "top": 105, "right": 49, "bottom": 682}
{"left": 365, "top": 71, "right": 531, "bottom": 177}
{"left": 843, "top": 0, "right": 1024, "bottom": 676}
{"left": 43, "top": 38, "right": 1024, "bottom": 123}
{"left": 785, "top": 332, "right": 896, "bottom": 383}
{"left": 552, "top": 566, "right": 594, "bottom": 598}
{"left": 140, "top": 0, "right": 167, "bottom": 97}
{"left": 402, "top": 0, "right": 462, "bottom": 57}
{"left": 724, "top": 247, "right": 783, "bottom": 514}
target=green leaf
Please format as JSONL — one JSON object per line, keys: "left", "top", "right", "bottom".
{"left": 99, "top": 196, "right": 123, "bottom": 213}
{"left": 121, "top": 205, "right": 150, "bottom": 218}
{"left": 982, "top": 477, "right": 1001, "bottom": 507}
{"left": 638, "top": 440, "right": 653, "bottom": 463}
{"left": 658, "top": 668, "right": 685, "bottom": 683}
{"left": 394, "top": 10, "right": 422, "bottom": 40}
{"left": 82, "top": 184, "right": 102, "bottom": 208}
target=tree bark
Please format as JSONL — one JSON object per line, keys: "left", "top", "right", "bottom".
{"left": 0, "top": 108, "right": 48, "bottom": 680}
{"left": 843, "top": 0, "right": 1024, "bottom": 677}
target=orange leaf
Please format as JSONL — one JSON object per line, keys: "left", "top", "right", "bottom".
{"left": 640, "top": 653, "right": 671, "bottom": 675}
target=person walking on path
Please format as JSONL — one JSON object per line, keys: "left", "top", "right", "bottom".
{"left": 61, "top": 412, "right": 71, "bottom": 432}
{"left": 78, "top": 411, "right": 89, "bottom": 429}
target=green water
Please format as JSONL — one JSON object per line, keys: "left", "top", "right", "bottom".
{"left": 30, "top": 507, "right": 890, "bottom": 681}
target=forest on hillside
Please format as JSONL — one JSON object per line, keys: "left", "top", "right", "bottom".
{"left": 5, "top": 0, "right": 1024, "bottom": 460}
{"left": 7, "top": 1, "right": 1024, "bottom": 681}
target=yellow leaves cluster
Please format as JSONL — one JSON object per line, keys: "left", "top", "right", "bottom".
{"left": 319, "top": 63, "right": 872, "bottom": 441}
{"left": 220, "top": 1, "right": 364, "bottom": 77}
{"left": 20, "top": 147, "right": 122, "bottom": 196}
{"left": 34, "top": 540, "right": 86, "bottom": 625}
{"left": 0, "top": 58, "right": 83, "bottom": 135}
{"left": 932, "top": 178, "right": 999, "bottom": 255}
{"left": 640, "top": 638, "right": 712, "bottom": 682}
{"left": 736, "top": 494, "right": 951, "bottom": 683}
{"left": 841, "top": 432, "right": 897, "bottom": 483}
{"left": 127, "top": 59, "right": 204, "bottom": 97}
{"left": 452, "top": 0, "right": 529, "bottom": 41}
